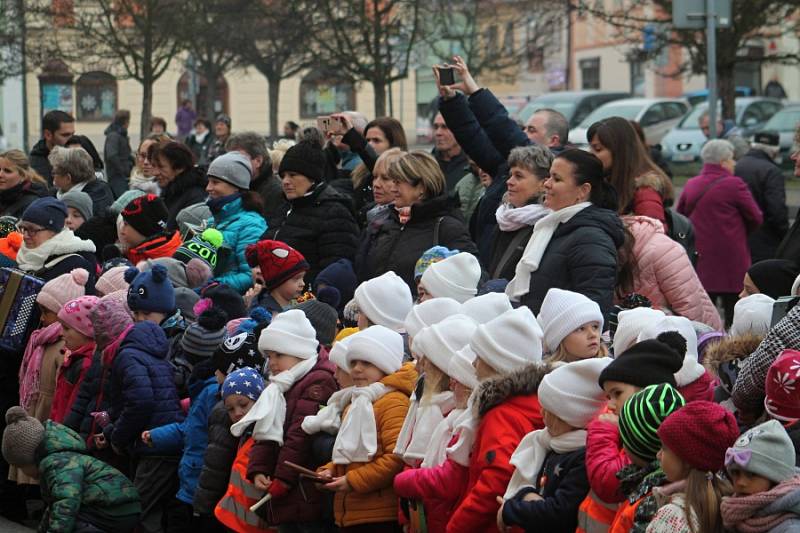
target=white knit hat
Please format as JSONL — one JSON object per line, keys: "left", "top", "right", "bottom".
{"left": 411, "top": 314, "right": 477, "bottom": 373}
{"left": 420, "top": 252, "right": 481, "bottom": 303}
{"left": 346, "top": 325, "right": 404, "bottom": 375}
{"left": 404, "top": 297, "right": 462, "bottom": 339}
{"left": 731, "top": 293, "right": 775, "bottom": 337}
{"left": 537, "top": 288, "right": 604, "bottom": 353}
{"left": 612, "top": 307, "right": 666, "bottom": 355}
{"left": 538, "top": 358, "right": 610, "bottom": 428}
{"left": 449, "top": 345, "right": 479, "bottom": 389}
{"left": 638, "top": 315, "right": 704, "bottom": 387}
{"left": 258, "top": 309, "right": 319, "bottom": 359}
{"left": 328, "top": 334, "right": 355, "bottom": 374}
{"left": 470, "top": 307, "right": 543, "bottom": 374}
{"left": 461, "top": 292, "right": 513, "bottom": 324}
{"left": 354, "top": 271, "right": 413, "bottom": 332}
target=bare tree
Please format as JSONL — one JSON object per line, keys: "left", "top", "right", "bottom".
{"left": 576, "top": 0, "right": 800, "bottom": 119}
{"left": 0, "top": 0, "right": 25, "bottom": 84}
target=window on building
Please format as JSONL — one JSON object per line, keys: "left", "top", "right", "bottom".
{"left": 299, "top": 70, "right": 355, "bottom": 119}
{"left": 580, "top": 57, "right": 600, "bottom": 90}
{"left": 39, "top": 60, "right": 73, "bottom": 116}
{"left": 76, "top": 72, "right": 117, "bottom": 121}
{"left": 177, "top": 72, "right": 229, "bottom": 120}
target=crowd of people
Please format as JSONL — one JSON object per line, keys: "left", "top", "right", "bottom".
{"left": 0, "top": 56, "right": 799, "bottom": 533}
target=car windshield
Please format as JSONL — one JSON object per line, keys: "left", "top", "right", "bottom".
{"left": 519, "top": 100, "right": 577, "bottom": 123}
{"left": 678, "top": 104, "right": 745, "bottom": 130}
{"left": 764, "top": 108, "right": 800, "bottom": 132}
{"left": 579, "top": 105, "right": 644, "bottom": 126}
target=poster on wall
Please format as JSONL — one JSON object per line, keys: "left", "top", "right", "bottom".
{"left": 41, "top": 83, "right": 73, "bottom": 115}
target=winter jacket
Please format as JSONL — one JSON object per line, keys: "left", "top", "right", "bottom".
{"left": 677, "top": 163, "right": 763, "bottom": 294}
{"left": 125, "top": 230, "right": 182, "bottom": 265}
{"left": 250, "top": 166, "right": 285, "bottom": 227}
{"left": 50, "top": 343, "right": 95, "bottom": 424}
{"left": 77, "top": 179, "right": 115, "bottom": 217}
{"left": 488, "top": 224, "right": 534, "bottom": 282}
{"left": 193, "top": 400, "right": 237, "bottom": 516}
{"left": 185, "top": 132, "right": 214, "bottom": 167}
{"left": 208, "top": 196, "right": 267, "bottom": 294}
{"left": 31, "top": 341, "right": 65, "bottom": 423}
{"left": 162, "top": 167, "right": 207, "bottom": 232}
{"left": 735, "top": 149, "right": 789, "bottom": 262}
{"left": 631, "top": 172, "right": 668, "bottom": 224}
{"left": 104, "top": 321, "right": 183, "bottom": 456}
{"left": 149, "top": 376, "right": 219, "bottom": 505}
{"left": 29, "top": 139, "right": 53, "bottom": 183}
{"left": 356, "top": 192, "right": 478, "bottom": 294}
{"left": 36, "top": 421, "right": 141, "bottom": 533}
{"left": 646, "top": 492, "right": 698, "bottom": 533}
{"left": 247, "top": 357, "right": 338, "bottom": 524}
{"left": 103, "top": 122, "right": 134, "bottom": 186}
{"left": 323, "top": 362, "right": 416, "bottom": 528}
{"left": 265, "top": 182, "right": 360, "bottom": 285}
{"left": 434, "top": 149, "right": 470, "bottom": 192}
{"left": 0, "top": 179, "right": 48, "bottom": 218}
{"left": 585, "top": 419, "right": 629, "bottom": 505}
{"left": 733, "top": 304, "right": 800, "bottom": 413}
{"left": 621, "top": 216, "right": 722, "bottom": 329}
{"left": 446, "top": 364, "right": 549, "bottom": 533}
{"left": 454, "top": 172, "right": 485, "bottom": 222}
{"left": 502, "top": 447, "right": 589, "bottom": 533}
{"left": 609, "top": 464, "right": 667, "bottom": 533}
{"left": 678, "top": 370, "right": 715, "bottom": 403}
{"left": 518, "top": 205, "right": 625, "bottom": 320}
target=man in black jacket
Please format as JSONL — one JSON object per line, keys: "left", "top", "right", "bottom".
{"left": 225, "top": 131, "right": 284, "bottom": 225}
{"left": 776, "top": 126, "right": 800, "bottom": 263}
{"left": 432, "top": 112, "right": 469, "bottom": 191}
{"left": 103, "top": 109, "right": 134, "bottom": 198}
{"left": 735, "top": 130, "right": 788, "bottom": 262}
{"left": 29, "top": 110, "right": 75, "bottom": 185}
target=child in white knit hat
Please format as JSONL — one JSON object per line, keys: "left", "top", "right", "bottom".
{"left": 419, "top": 252, "right": 482, "bottom": 304}
{"left": 447, "top": 306, "right": 550, "bottom": 532}
{"left": 403, "top": 296, "right": 462, "bottom": 342}
{"left": 461, "top": 291, "right": 513, "bottom": 324}
{"left": 611, "top": 306, "right": 666, "bottom": 356}
{"left": 317, "top": 325, "right": 417, "bottom": 530}
{"left": 498, "top": 358, "right": 610, "bottom": 533}
{"left": 353, "top": 271, "right": 413, "bottom": 332}
{"left": 537, "top": 288, "right": 607, "bottom": 363}
{"left": 328, "top": 333, "right": 355, "bottom": 388}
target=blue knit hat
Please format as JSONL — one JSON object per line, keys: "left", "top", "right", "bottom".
{"left": 125, "top": 265, "right": 175, "bottom": 314}
{"left": 222, "top": 367, "right": 265, "bottom": 402}
{"left": 315, "top": 258, "right": 357, "bottom": 314}
{"left": 21, "top": 197, "right": 68, "bottom": 232}
{"left": 414, "top": 245, "right": 459, "bottom": 280}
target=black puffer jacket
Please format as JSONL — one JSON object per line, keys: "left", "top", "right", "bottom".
{"left": 80, "top": 179, "right": 115, "bottom": 217}
{"left": 0, "top": 180, "right": 49, "bottom": 218}
{"left": 264, "top": 182, "right": 359, "bottom": 284}
{"left": 36, "top": 250, "right": 97, "bottom": 291}
{"left": 517, "top": 205, "right": 624, "bottom": 319}
{"left": 250, "top": 166, "right": 284, "bottom": 226}
{"left": 193, "top": 400, "right": 237, "bottom": 515}
{"left": 356, "top": 193, "right": 478, "bottom": 293}
{"left": 161, "top": 167, "right": 207, "bottom": 231}
{"left": 29, "top": 139, "right": 52, "bottom": 184}
{"left": 488, "top": 225, "right": 534, "bottom": 282}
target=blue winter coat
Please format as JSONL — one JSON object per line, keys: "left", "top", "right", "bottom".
{"left": 105, "top": 321, "right": 183, "bottom": 456}
{"left": 209, "top": 197, "right": 267, "bottom": 294}
{"left": 149, "top": 376, "right": 219, "bottom": 504}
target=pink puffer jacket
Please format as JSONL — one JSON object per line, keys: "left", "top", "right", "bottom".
{"left": 621, "top": 216, "right": 722, "bottom": 330}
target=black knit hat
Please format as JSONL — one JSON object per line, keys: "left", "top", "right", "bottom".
{"left": 121, "top": 194, "right": 169, "bottom": 238}
{"left": 599, "top": 333, "right": 685, "bottom": 388}
{"left": 748, "top": 259, "right": 800, "bottom": 299}
{"left": 278, "top": 141, "right": 325, "bottom": 182}
{"left": 213, "top": 329, "right": 264, "bottom": 375}
{"left": 201, "top": 283, "right": 247, "bottom": 320}
{"left": 292, "top": 299, "right": 338, "bottom": 346}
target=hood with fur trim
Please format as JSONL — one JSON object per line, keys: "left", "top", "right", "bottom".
{"left": 636, "top": 170, "right": 674, "bottom": 204}
{"left": 476, "top": 362, "right": 551, "bottom": 417}
{"left": 703, "top": 333, "right": 763, "bottom": 377}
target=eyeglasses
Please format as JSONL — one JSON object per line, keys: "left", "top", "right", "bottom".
{"left": 16, "top": 224, "right": 47, "bottom": 236}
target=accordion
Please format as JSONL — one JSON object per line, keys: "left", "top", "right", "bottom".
{"left": 0, "top": 268, "right": 45, "bottom": 353}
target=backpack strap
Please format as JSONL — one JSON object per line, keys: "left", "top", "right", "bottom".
{"left": 433, "top": 216, "right": 445, "bottom": 246}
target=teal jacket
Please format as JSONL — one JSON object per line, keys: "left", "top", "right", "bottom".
{"left": 209, "top": 197, "right": 267, "bottom": 294}
{"left": 38, "top": 421, "right": 141, "bottom": 532}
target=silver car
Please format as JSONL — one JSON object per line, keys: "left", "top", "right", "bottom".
{"left": 759, "top": 105, "right": 800, "bottom": 168}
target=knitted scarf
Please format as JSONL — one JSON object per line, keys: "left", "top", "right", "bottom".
{"left": 230, "top": 356, "right": 317, "bottom": 444}
{"left": 331, "top": 383, "right": 394, "bottom": 464}
{"left": 721, "top": 477, "right": 800, "bottom": 533}
{"left": 446, "top": 389, "right": 480, "bottom": 467}
{"left": 421, "top": 407, "right": 465, "bottom": 468}
{"left": 495, "top": 201, "right": 550, "bottom": 232}
{"left": 394, "top": 391, "right": 455, "bottom": 465}
{"left": 503, "top": 428, "right": 587, "bottom": 499}
{"left": 301, "top": 386, "right": 354, "bottom": 435}
{"left": 19, "top": 322, "right": 63, "bottom": 412}
{"left": 397, "top": 206, "right": 412, "bottom": 225}
{"left": 16, "top": 229, "right": 96, "bottom": 272}
{"left": 506, "top": 202, "right": 590, "bottom": 300}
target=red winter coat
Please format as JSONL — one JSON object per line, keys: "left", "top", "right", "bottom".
{"left": 677, "top": 163, "right": 763, "bottom": 294}
{"left": 446, "top": 364, "right": 549, "bottom": 533}
{"left": 585, "top": 418, "right": 628, "bottom": 505}
{"left": 50, "top": 343, "right": 95, "bottom": 424}
{"left": 247, "top": 356, "right": 338, "bottom": 525}
{"left": 678, "top": 370, "right": 715, "bottom": 403}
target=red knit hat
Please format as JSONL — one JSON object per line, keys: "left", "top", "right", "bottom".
{"left": 658, "top": 401, "right": 739, "bottom": 472}
{"left": 245, "top": 240, "right": 309, "bottom": 291}
{"left": 765, "top": 349, "right": 800, "bottom": 422}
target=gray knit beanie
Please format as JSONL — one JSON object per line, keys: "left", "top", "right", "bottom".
{"left": 61, "top": 190, "right": 94, "bottom": 221}
{"left": 181, "top": 307, "right": 228, "bottom": 358}
{"left": 725, "top": 419, "right": 798, "bottom": 484}
{"left": 2, "top": 407, "right": 45, "bottom": 466}
{"left": 207, "top": 152, "right": 253, "bottom": 190}
{"left": 293, "top": 299, "right": 338, "bottom": 346}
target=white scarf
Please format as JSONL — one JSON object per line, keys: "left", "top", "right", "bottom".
{"left": 16, "top": 229, "right": 96, "bottom": 272}
{"left": 503, "top": 428, "right": 587, "bottom": 500}
{"left": 505, "top": 202, "right": 591, "bottom": 300}
{"left": 394, "top": 391, "right": 455, "bottom": 465}
{"left": 495, "top": 202, "right": 550, "bottom": 232}
{"left": 230, "top": 357, "right": 318, "bottom": 444}
{"left": 422, "top": 407, "right": 464, "bottom": 468}
{"left": 445, "top": 389, "right": 480, "bottom": 467}
{"left": 195, "top": 130, "right": 209, "bottom": 144}
{"left": 301, "top": 386, "right": 354, "bottom": 435}
{"left": 331, "top": 383, "right": 394, "bottom": 464}
{"left": 55, "top": 180, "right": 88, "bottom": 199}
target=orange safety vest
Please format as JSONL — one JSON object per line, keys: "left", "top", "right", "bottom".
{"left": 215, "top": 437, "right": 271, "bottom": 533}
{"left": 608, "top": 497, "right": 641, "bottom": 533}
{"left": 576, "top": 490, "right": 618, "bottom": 533}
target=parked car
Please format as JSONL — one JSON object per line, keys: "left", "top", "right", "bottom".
{"left": 759, "top": 104, "right": 800, "bottom": 168}
{"left": 516, "top": 90, "right": 629, "bottom": 129}
{"left": 661, "top": 97, "right": 784, "bottom": 164}
{"left": 683, "top": 87, "right": 756, "bottom": 107}
{"left": 568, "top": 98, "right": 690, "bottom": 148}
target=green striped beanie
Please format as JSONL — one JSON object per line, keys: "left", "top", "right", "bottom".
{"left": 619, "top": 383, "right": 685, "bottom": 462}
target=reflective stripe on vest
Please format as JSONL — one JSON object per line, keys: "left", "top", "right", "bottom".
{"left": 576, "top": 490, "right": 618, "bottom": 533}
{"left": 214, "top": 438, "right": 269, "bottom": 533}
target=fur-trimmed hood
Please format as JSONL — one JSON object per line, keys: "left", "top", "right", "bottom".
{"left": 476, "top": 362, "right": 551, "bottom": 417}
{"left": 636, "top": 170, "right": 674, "bottom": 204}
{"left": 703, "top": 333, "right": 763, "bottom": 377}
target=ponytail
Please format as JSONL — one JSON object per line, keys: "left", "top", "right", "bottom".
{"left": 684, "top": 468, "right": 731, "bottom": 533}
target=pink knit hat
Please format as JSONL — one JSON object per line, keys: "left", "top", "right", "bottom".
{"left": 91, "top": 290, "right": 134, "bottom": 349}
{"left": 57, "top": 296, "right": 100, "bottom": 338}
{"left": 95, "top": 266, "right": 130, "bottom": 296}
{"left": 36, "top": 268, "right": 89, "bottom": 314}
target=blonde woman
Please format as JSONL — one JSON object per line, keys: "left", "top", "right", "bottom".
{"left": 0, "top": 150, "right": 48, "bottom": 218}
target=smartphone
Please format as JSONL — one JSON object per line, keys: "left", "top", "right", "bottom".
{"left": 328, "top": 116, "right": 347, "bottom": 136}
{"left": 437, "top": 66, "right": 455, "bottom": 86}
{"left": 316, "top": 116, "right": 331, "bottom": 134}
